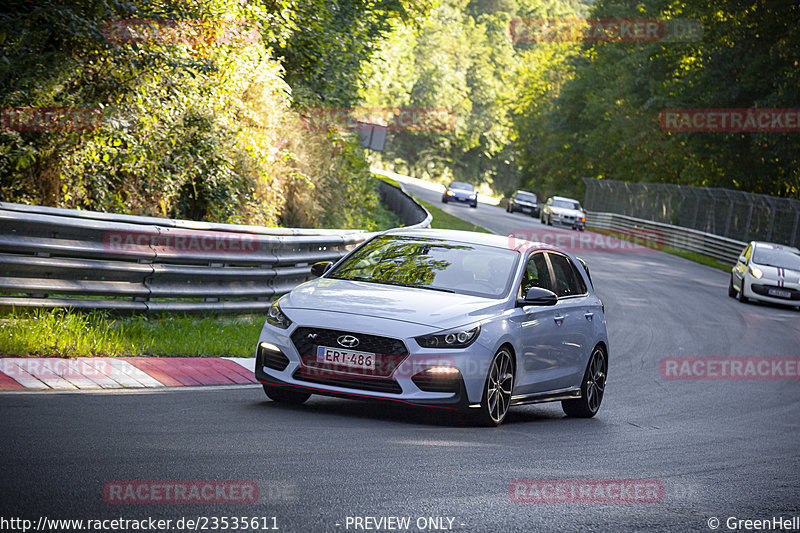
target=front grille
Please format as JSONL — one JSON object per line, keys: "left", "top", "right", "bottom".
{"left": 260, "top": 345, "right": 290, "bottom": 371}
{"left": 290, "top": 327, "right": 409, "bottom": 377}
{"left": 293, "top": 367, "right": 402, "bottom": 394}
{"left": 751, "top": 284, "right": 800, "bottom": 300}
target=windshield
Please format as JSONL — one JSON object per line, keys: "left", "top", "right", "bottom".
{"left": 752, "top": 247, "right": 800, "bottom": 270}
{"left": 449, "top": 182, "right": 474, "bottom": 191}
{"left": 552, "top": 199, "right": 581, "bottom": 210}
{"left": 328, "top": 236, "right": 519, "bottom": 298}
{"left": 515, "top": 192, "right": 537, "bottom": 202}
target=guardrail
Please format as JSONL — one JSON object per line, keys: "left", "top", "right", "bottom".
{"left": 0, "top": 178, "right": 430, "bottom": 314}
{"left": 586, "top": 211, "right": 746, "bottom": 264}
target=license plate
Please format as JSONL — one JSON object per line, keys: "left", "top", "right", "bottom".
{"left": 768, "top": 289, "right": 791, "bottom": 298}
{"left": 522, "top": 208, "right": 531, "bottom": 213}
{"left": 316, "top": 346, "right": 376, "bottom": 370}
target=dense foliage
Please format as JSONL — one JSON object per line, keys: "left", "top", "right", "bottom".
{"left": 0, "top": 0, "right": 407, "bottom": 229}
{"left": 365, "top": 0, "right": 799, "bottom": 199}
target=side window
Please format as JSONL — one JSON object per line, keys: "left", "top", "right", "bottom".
{"left": 521, "top": 253, "right": 552, "bottom": 295}
{"left": 547, "top": 253, "right": 586, "bottom": 297}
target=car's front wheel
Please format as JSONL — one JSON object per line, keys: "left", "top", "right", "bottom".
{"left": 476, "top": 348, "right": 515, "bottom": 427}
{"left": 737, "top": 282, "right": 749, "bottom": 303}
{"left": 728, "top": 277, "right": 737, "bottom": 298}
{"left": 562, "top": 346, "right": 606, "bottom": 418}
{"left": 263, "top": 384, "right": 310, "bottom": 404}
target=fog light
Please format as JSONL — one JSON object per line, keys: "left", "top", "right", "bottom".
{"left": 427, "top": 366, "right": 460, "bottom": 375}
{"left": 260, "top": 341, "right": 281, "bottom": 352}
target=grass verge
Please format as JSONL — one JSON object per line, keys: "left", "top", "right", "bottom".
{"left": 588, "top": 227, "right": 732, "bottom": 272}
{"left": 418, "top": 200, "right": 492, "bottom": 233}
{"left": 0, "top": 309, "right": 263, "bottom": 358}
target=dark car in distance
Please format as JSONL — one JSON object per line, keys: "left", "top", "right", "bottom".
{"left": 442, "top": 181, "right": 478, "bottom": 208}
{"left": 506, "top": 190, "right": 539, "bottom": 217}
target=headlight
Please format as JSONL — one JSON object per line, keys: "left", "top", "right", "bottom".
{"left": 580, "top": 216, "right": 586, "bottom": 222}
{"left": 749, "top": 265, "right": 763, "bottom": 279}
{"left": 267, "top": 301, "right": 292, "bottom": 329}
{"left": 415, "top": 325, "right": 480, "bottom": 349}
{"left": 446, "top": 190, "right": 454, "bottom": 196}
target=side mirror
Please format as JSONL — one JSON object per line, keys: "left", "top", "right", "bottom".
{"left": 310, "top": 261, "right": 333, "bottom": 278}
{"left": 738, "top": 255, "right": 746, "bottom": 264}
{"left": 517, "top": 287, "right": 558, "bottom": 307}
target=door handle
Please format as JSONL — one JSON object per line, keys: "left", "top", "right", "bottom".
{"left": 584, "top": 312, "right": 594, "bottom": 321}
{"left": 553, "top": 315, "right": 565, "bottom": 326}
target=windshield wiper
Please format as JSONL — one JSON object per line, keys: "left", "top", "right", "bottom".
{"left": 405, "top": 284, "right": 455, "bottom": 293}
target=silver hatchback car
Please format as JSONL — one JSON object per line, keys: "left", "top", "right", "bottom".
{"left": 730, "top": 241, "right": 800, "bottom": 310}
{"left": 255, "top": 229, "right": 609, "bottom": 426}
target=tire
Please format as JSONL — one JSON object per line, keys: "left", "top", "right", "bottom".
{"left": 263, "top": 384, "right": 310, "bottom": 404}
{"left": 547, "top": 215, "right": 552, "bottom": 226}
{"left": 475, "top": 348, "right": 515, "bottom": 427}
{"left": 442, "top": 197, "right": 448, "bottom": 204}
{"left": 562, "top": 346, "right": 607, "bottom": 418}
{"left": 471, "top": 203, "right": 477, "bottom": 209}
{"left": 728, "top": 277, "right": 736, "bottom": 298}
{"left": 737, "top": 282, "right": 749, "bottom": 303}
{"left": 506, "top": 205, "right": 511, "bottom": 213}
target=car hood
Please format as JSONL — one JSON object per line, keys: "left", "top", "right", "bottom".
{"left": 281, "top": 278, "right": 507, "bottom": 328}
{"left": 515, "top": 200, "right": 536, "bottom": 206}
{"left": 449, "top": 189, "right": 475, "bottom": 197}
{"left": 752, "top": 264, "right": 800, "bottom": 284}
{"left": 551, "top": 207, "right": 584, "bottom": 217}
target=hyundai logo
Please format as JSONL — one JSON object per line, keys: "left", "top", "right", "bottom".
{"left": 337, "top": 335, "right": 360, "bottom": 348}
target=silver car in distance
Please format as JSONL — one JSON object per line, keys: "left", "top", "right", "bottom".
{"left": 255, "top": 229, "right": 609, "bottom": 426}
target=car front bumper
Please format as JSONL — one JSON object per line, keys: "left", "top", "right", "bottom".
{"left": 254, "top": 312, "right": 493, "bottom": 408}
{"left": 745, "top": 278, "right": 800, "bottom": 306}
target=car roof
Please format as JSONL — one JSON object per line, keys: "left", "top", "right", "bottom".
{"left": 515, "top": 190, "right": 535, "bottom": 195}
{"left": 752, "top": 241, "right": 800, "bottom": 254}
{"left": 381, "top": 228, "right": 574, "bottom": 255}
{"left": 552, "top": 196, "right": 580, "bottom": 202}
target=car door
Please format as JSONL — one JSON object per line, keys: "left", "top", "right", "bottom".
{"left": 511, "top": 252, "right": 562, "bottom": 395}
{"left": 543, "top": 252, "right": 593, "bottom": 390}
{"left": 732, "top": 243, "right": 753, "bottom": 291}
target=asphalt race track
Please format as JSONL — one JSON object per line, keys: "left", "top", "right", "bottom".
{"left": 2, "top": 184, "right": 799, "bottom": 532}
